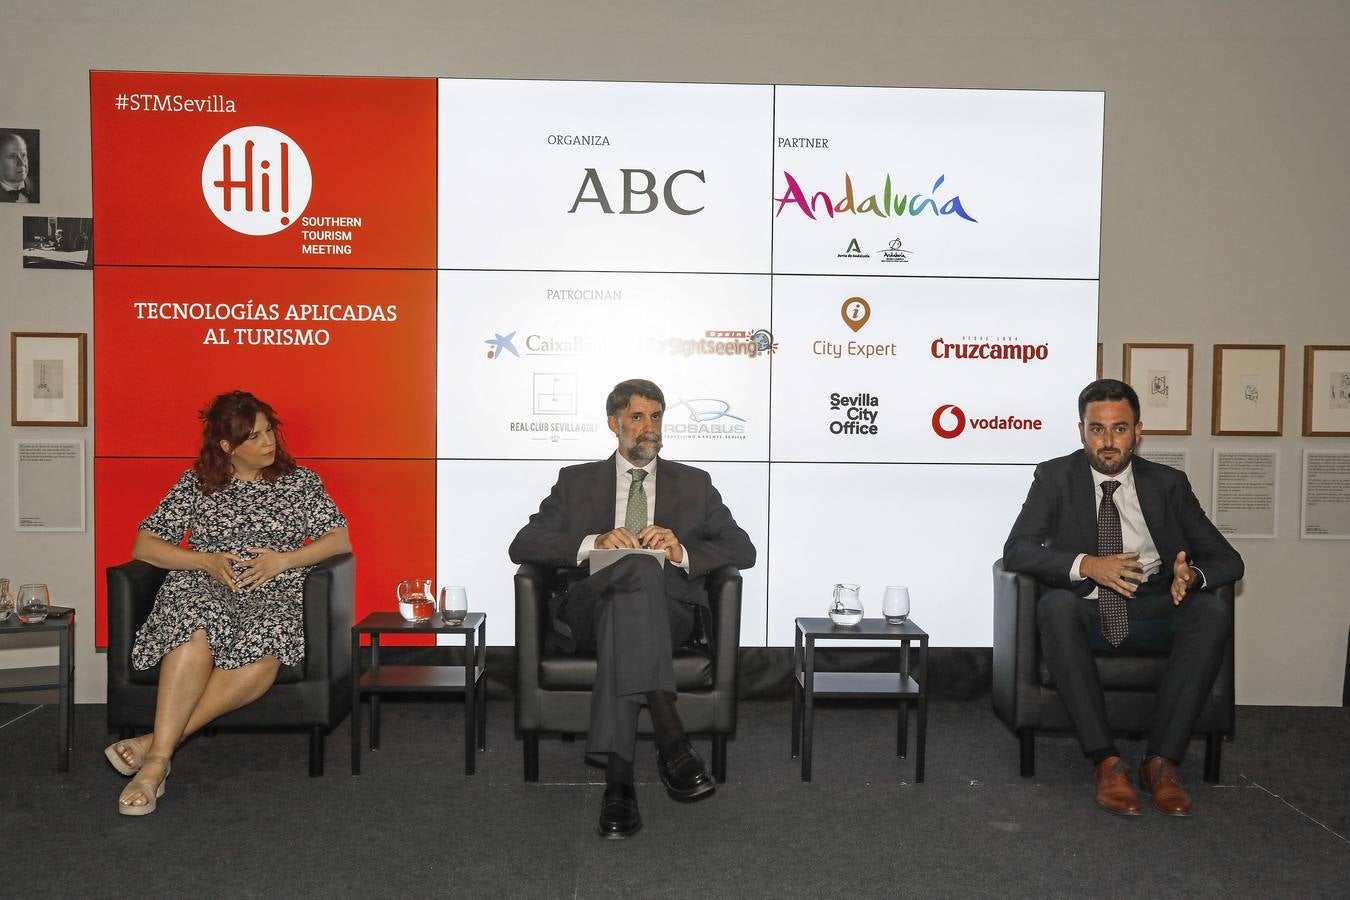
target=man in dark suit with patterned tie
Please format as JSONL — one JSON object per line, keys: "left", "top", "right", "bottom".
{"left": 1003, "top": 379, "right": 1243, "bottom": 816}
{"left": 509, "top": 378, "right": 756, "bottom": 838}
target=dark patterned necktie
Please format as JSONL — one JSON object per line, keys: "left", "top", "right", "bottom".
{"left": 1096, "top": 480, "right": 1129, "bottom": 647}
{"left": 625, "top": 469, "right": 648, "bottom": 534}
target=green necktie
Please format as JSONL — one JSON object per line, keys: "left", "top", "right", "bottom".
{"left": 625, "top": 468, "right": 648, "bottom": 534}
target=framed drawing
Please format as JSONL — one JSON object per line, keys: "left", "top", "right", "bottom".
{"left": 1123, "top": 342, "right": 1193, "bottom": 434}
{"left": 1302, "top": 345, "right": 1350, "bottom": 436}
{"left": 10, "top": 332, "right": 87, "bottom": 426}
{"left": 1212, "top": 344, "right": 1284, "bottom": 436}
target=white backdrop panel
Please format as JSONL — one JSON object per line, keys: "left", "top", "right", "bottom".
{"left": 767, "top": 462, "right": 1032, "bottom": 646}
{"left": 772, "top": 86, "right": 1103, "bottom": 278}
{"left": 438, "top": 79, "right": 773, "bottom": 273}
{"left": 437, "top": 459, "right": 770, "bottom": 647}
{"left": 437, "top": 270, "right": 771, "bottom": 461}
{"left": 769, "top": 276, "right": 1097, "bottom": 463}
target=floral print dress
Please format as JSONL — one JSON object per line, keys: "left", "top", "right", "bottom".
{"left": 131, "top": 467, "right": 347, "bottom": 670}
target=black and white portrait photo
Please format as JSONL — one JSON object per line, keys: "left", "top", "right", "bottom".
{"left": 1, "top": 128, "right": 40, "bottom": 203}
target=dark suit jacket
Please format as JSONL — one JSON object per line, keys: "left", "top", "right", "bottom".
{"left": 508, "top": 454, "right": 756, "bottom": 608}
{"left": 1003, "top": 450, "right": 1243, "bottom": 596}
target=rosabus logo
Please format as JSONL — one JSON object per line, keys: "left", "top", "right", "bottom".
{"left": 202, "top": 126, "right": 311, "bottom": 235}
{"left": 775, "top": 172, "right": 976, "bottom": 222}
{"left": 932, "top": 404, "right": 1043, "bottom": 439}
{"left": 666, "top": 398, "right": 747, "bottom": 438}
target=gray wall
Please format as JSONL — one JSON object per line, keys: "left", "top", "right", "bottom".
{"left": 2, "top": 1, "right": 1347, "bottom": 704}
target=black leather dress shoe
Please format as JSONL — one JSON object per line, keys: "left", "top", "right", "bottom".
{"left": 597, "top": 782, "right": 641, "bottom": 839}
{"left": 657, "top": 740, "right": 716, "bottom": 802}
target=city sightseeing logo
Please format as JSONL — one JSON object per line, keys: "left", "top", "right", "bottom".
{"left": 201, "top": 126, "right": 312, "bottom": 236}
{"left": 775, "top": 172, "right": 977, "bottom": 222}
{"left": 932, "top": 404, "right": 1043, "bottom": 439}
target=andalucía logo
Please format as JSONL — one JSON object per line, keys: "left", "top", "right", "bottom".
{"left": 201, "top": 126, "right": 312, "bottom": 235}
{"left": 775, "top": 172, "right": 976, "bottom": 222}
{"left": 932, "top": 404, "right": 1043, "bottom": 439}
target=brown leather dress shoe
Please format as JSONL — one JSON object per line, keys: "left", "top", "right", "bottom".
{"left": 1140, "top": 756, "right": 1193, "bottom": 816}
{"left": 1094, "top": 756, "right": 1143, "bottom": 816}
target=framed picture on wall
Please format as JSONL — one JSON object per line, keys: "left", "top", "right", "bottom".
{"left": 1096, "top": 342, "right": 1103, "bottom": 379}
{"left": 1123, "top": 342, "right": 1193, "bottom": 434}
{"left": 1302, "top": 345, "right": 1350, "bottom": 437}
{"left": 10, "top": 332, "right": 87, "bottom": 426}
{"left": 1212, "top": 344, "right": 1284, "bottom": 436}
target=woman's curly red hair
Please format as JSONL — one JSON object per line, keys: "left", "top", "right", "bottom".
{"left": 193, "top": 391, "right": 297, "bottom": 494}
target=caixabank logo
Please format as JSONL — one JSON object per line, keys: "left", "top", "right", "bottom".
{"left": 201, "top": 126, "right": 312, "bottom": 235}
{"left": 932, "top": 404, "right": 1043, "bottom": 439}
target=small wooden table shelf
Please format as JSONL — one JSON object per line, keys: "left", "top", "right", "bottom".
{"left": 0, "top": 613, "right": 76, "bottom": 772}
{"left": 351, "top": 612, "right": 486, "bottom": 775}
{"left": 791, "top": 616, "right": 928, "bottom": 782}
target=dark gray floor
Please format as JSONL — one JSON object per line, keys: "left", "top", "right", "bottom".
{"left": 3, "top": 698, "right": 1347, "bottom": 899}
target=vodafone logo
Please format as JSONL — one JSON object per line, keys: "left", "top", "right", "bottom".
{"left": 201, "top": 126, "right": 312, "bottom": 235}
{"left": 932, "top": 404, "right": 1043, "bottom": 438}
{"left": 932, "top": 404, "right": 966, "bottom": 438}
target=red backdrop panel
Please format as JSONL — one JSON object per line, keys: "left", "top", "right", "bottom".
{"left": 90, "top": 71, "right": 435, "bottom": 268}
{"left": 94, "top": 266, "right": 435, "bottom": 459}
{"left": 93, "top": 458, "right": 435, "bottom": 647}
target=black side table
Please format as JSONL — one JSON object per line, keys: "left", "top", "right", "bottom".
{"left": 0, "top": 612, "right": 75, "bottom": 772}
{"left": 792, "top": 616, "right": 928, "bottom": 782}
{"left": 351, "top": 612, "right": 486, "bottom": 775}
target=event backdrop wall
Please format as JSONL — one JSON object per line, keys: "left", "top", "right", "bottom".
{"left": 88, "top": 72, "right": 1102, "bottom": 648}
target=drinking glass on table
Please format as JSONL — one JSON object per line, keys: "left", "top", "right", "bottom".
{"left": 882, "top": 586, "right": 911, "bottom": 625}
{"left": 439, "top": 586, "right": 468, "bottom": 626}
{"left": 0, "top": 578, "right": 13, "bottom": 620}
{"left": 17, "top": 583, "right": 50, "bottom": 624}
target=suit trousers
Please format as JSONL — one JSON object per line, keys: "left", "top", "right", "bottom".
{"left": 557, "top": 554, "right": 696, "bottom": 762}
{"left": 1037, "top": 587, "right": 1230, "bottom": 762}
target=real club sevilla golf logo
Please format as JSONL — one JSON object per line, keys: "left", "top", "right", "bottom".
{"left": 201, "top": 126, "right": 312, "bottom": 235}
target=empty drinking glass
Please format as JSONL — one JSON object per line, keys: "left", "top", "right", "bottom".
{"left": 440, "top": 586, "right": 468, "bottom": 626}
{"left": 17, "top": 583, "right": 50, "bottom": 624}
{"left": 882, "top": 586, "right": 911, "bottom": 624}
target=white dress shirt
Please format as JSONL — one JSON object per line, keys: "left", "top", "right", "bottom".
{"left": 576, "top": 454, "right": 690, "bottom": 571}
{"left": 1070, "top": 462, "right": 1161, "bottom": 598}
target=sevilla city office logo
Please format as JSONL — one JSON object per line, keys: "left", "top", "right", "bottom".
{"left": 201, "top": 126, "right": 312, "bottom": 235}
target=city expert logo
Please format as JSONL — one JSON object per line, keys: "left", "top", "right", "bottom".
{"left": 202, "top": 126, "right": 312, "bottom": 235}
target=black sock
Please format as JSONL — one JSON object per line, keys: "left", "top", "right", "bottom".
{"left": 645, "top": 690, "right": 686, "bottom": 758}
{"left": 605, "top": 753, "right": 633, "bottom": 787}
{"left": 1089, "top": 747, "right": 1121, "bottom": 767}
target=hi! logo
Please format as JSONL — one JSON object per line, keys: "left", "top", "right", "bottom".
{"left": 201, "top": 126, "right": 312, "bottom": 235}
{"left": 932, "top": 404, "right": 966, "bottom": 438}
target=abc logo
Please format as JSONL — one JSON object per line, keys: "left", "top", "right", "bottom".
{"left": 201, "top": 126, "right": 312, "bottom": 235}
{"left": 932, "top": 404, "right": 966, "bottom": 439}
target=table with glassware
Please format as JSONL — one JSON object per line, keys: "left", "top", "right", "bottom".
{"left": 350, "top": 611, "right": 487, "bottom": 775}
{"left": 791, "top": 616, "right": 928, "bottom": 782}
{"left": 0, "top": 605, "right": 76, "bottom": 773}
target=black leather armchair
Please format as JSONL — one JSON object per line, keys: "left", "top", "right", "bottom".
{"left": 992, "top": 559, "right": 1234, "bottom": 782}
{"left": 514, "top": 562, "right": 742, "bottom": 782}
{"left": 106, "top": 553, "right": 355, "bottom": 776}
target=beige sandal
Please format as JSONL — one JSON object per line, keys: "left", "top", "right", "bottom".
{"left": 104, "top": 737, "right": 148, "bottom": 776}
{"left": 118, "top": 755, "right": 171, "bottom": 817}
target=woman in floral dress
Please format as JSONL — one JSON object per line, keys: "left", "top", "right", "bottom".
{"left": 106, "top": 391, "right": 351, "bottom": 816}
